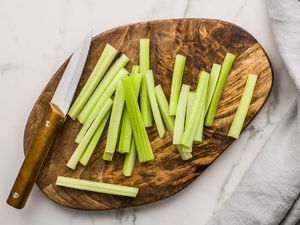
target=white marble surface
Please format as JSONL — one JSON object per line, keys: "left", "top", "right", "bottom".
{"left": 0, "top": 0, "right": 297, "bottom": 224}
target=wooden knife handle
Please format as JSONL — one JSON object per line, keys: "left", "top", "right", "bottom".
{"left": 7, "top": 103, "right": 65, "bottom": 209}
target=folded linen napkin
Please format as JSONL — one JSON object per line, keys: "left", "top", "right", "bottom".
{"left": 206, "top": 0, "right": 300, "bottom": 224}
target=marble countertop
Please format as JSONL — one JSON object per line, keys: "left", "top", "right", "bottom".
{"left": 0, "top": 0, "right": 297, "bottom": 224}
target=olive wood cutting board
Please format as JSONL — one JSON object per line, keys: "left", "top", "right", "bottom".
{"left": 23, "top": 19, "right": 273, "bottom": 210}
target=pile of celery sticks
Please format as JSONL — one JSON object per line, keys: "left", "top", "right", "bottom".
{"left": 56, "top": 38, "right": 257, "bottom": 197}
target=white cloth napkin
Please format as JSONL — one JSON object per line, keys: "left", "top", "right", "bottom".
{"left": 206, "top": 0, "right": 300, "bottom": 224}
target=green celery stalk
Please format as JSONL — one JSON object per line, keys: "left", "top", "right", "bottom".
{"left": 103, "top": 83, "right": 125, "bottom": 159}
{"left": 79, "top": 112, "right": 110, "bottom": 166}
{"left": 67, "top": 99, "right": 113, "bottom": 169}
{"left": 228, "top": 74, "right": 257, "bottom": 138}
{"left": 181, "top": 71, "right": 209, "bottom": 147}
{"left": 169, "top": 54, "right": 186, "bottom": 116}
{"left": 186, "top": 92, "right": 195, "bottom": 126}
{"left": 154, "top": 85, "right": 175, "bottom": 135}
{"left": 117, "top": 73, "right": 142, "bottom": 153}
{"left": 131, "top": 65, "right": 140, "bottom": 74}
{"left": 122, "top": 76, "right": 154, "bottom": 162}
{"left": 78, "top": 54, "right": 129, "bottom": 123}
{"left": 56, "top": 176, "right": 139, "bottom": 197}
{"left": 173, "top": 84, "right": 190, "bottom": 144}
{"left": 154, "top": 85, "right": 191, "bottom": 160}
{"left": 205, "top": 63, "right": 221, "bottom": 115}
{"left": 102, "top": 152, "right": 113, "bottom": 161}
{"left": 68, "top": 44, "right": 117, "bottom": 119}
{"left": 145, "top": 70, "right": 165, "bottom": 137}
{"left": 122, "top": 139, "right": 137, "bottom": 177}
{"left": 75, "top": 68, "right": 128, "bottom": 143}
{"left": 75, "top": 98, "right": 112, "bottom": 144}
{"left": 205, "top": 53, "right": 236, "bottom": 126}
{"left": 139, "top": 39, "right": 152, "bottom": 127}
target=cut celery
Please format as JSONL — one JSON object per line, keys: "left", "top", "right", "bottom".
{"left": 131, "top": 65, "right": 140, "bottom": 74}
{"left": 205, "top": 53, "right": 236, "bottom": 126}
{"left": 145, "top": 70, "right": 165, "bottom": 137}
{"left": 181, "top": 71, "right": 209, "bottom": 147}
{"left": 122, "top": 76, "right": 154, "bottom": 162}
{"left": 102, "top": 152, "right": 113, "bottom": 161}
{"left": 117, "top": 73, "right": 142, "bottom": 153}
{"left": 68, "top": 44, "right": 117, "bottom": 119}
{"left": 228, "top": 74, "right": 257, "bottom": 138}
{"left": 154, "top": 85, "right": 191, "bottom": 160}
{"left": 75, "top": 68, "right": 128, "bottom": 143}
{"left": 186, "top": 92, "right": 195, "bottom": 126}
{"left": 75, "top": 97, "right": 116, "bottom": 144}
{"left": 205, "top": 63, "right": 221, "bottom": 115}
{"left": 78, "top": 54, "right": 129, "bottom": 123}
{"left": 169, "top": 54, "right": 186, "bottom": 116}
{"left": 122, "top": 139, "right": 137, "bottom": 177}
{"left": 139, "top": 39, "right": 152, "bottom": 127}
{"left": 103, "top": 83, "right": 125, "bottom": 159}
{"left": 67, "top": 99, "right": 113, "bottom": 169}
{"left": 154, "top": 85, "right": 175, "bottom": 135}
{"left": 173, "top": 84, "right": 190, "bottom": 144}
{"left": 79, "top": 112, "right": 110, "bottom": 166}
{"left": 56, "top": 176, "right": 139, "bottom": 197}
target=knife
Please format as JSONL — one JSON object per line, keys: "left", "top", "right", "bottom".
{"left": 7, "top": 31, "right": 93, "bottom": 209}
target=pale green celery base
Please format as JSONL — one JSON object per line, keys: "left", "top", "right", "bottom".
{"left": 79, "top": 112, "right": 110, "bottom": 166}
{"left": 145, "top": 70, "right": 165, "bottom": 137}
{"left": 131, "top": 65, "right": 140, "bottom": 74}
{"left": 169, "top": 54, "right": 186, "bottom": 116}
{"left": 56, "top": 176, "right": 139, "bottom": 197}
{"left": 68, "top": 44, "right": 118, "bottom": 119}
{"left": 122, "top": 139, "right": 137, "bottom": 177}
{"left": 173, "top": 84, "right": 189, "bottom": 144}
{"left": 205, "top": 53, "right": 236, "bottom": 126}
{"left": 67, "top": 99, "right": 113, "bottom": 170}
{"left": 77, "top": 55, "right": 129, "bottom": 123}
{"left": 102, "top": 152, "right": 114, "bottom": 161}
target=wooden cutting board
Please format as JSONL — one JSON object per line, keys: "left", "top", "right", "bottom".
{"left": 23, "top": 19, "right": 273, "bottom": 210}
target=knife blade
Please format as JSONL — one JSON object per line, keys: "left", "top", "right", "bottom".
{"left": 7, "top": 31, "right": 92, "bottom": 209}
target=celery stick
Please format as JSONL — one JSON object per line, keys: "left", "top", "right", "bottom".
{"left": 145, "top": 70, "right": 165, "bottom": 137}
{"left": 154, "top": 85, "right": 175, "bottom": 135}
{"left": 169, "top": 54, "right": 186, "bottom": 116}
{"left": 173, "top": 84, "right": 190, "bottom": 144}
{"left": 205, "top": 63, "right": 221, "bottom": 115}
{"left": 122, "top": 76, "right": 154, "bottom": 162}
{"left": 154, "top": 85, "right": 191, "bottom": 160}
{"left": 181, "top": 71, "right": 209, "bottom": 147}
{"left": 139, "top": 39, "right": 152, "bottom": 127}
{"left": 122, "top": 139, "right": 137, "bottom": 177}
{"left": 102, "top": 152, "right": 113, "bottom": 161}
{"left": 176, "top": 145, "right": 193, "bottom": 160}
{"left": 132, "top": 65, "right": 140, "bottom": 74}
{"left": 56, "top": 176, "right": 139, "bottom": 197}
{"left": 75, "top": 68, "right": 128, "bottom": 143}
{"left": 205, "top": 53, "right": 236, "bottom": 126}
{"left": 78, "top": 54, "right": 129, "bottom": 123}
{"left": 186, "top": 92, "right": 195, "bottom": 126}
{"left": 68, "top": 44, "right": 117, "bottom": 119}
{"left": 67, "top": 99, "right": 113, "bottom": 169}
{"left": 228, "top": 74, "right": 257, "bottom": 138}
{"left": 103, "top": 83, "right": 125, "bottom": 159}
{"left": 79, "top": 112, "right": 110, "bottom": 166}
{"left": 117, "top": 73, "right": 142, "bottom": 153}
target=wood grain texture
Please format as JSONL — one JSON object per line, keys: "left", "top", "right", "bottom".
{"left": 23, "top": 19, "right": 273, "bottom": 210}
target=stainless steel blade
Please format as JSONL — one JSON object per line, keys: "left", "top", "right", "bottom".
{"left": 51, "top": 31, "right": 93, "bottom": 115}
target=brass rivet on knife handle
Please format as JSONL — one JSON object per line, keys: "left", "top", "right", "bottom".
{"left": 7, "top": 103, "right": 65, "bottom": 209}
